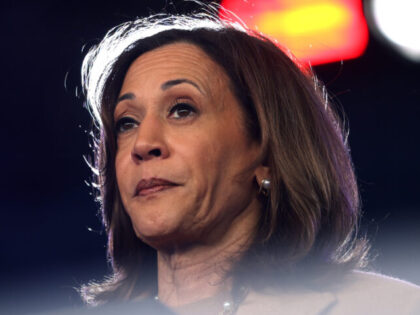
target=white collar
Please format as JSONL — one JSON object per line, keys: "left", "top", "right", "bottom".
{"left": 237, "top": 287, "right": 337, "bottom": 315}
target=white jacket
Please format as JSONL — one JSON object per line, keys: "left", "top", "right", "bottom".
{"left": 237, "top": 270, "right": 420, "bottom": 315}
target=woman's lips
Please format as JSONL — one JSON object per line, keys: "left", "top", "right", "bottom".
{"left": 135, "top": 178, "right": 178, "bottom": 197}
{"left": 138, "top": 184, "right": 177, "bottom": 196}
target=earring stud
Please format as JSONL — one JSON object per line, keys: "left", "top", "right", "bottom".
{"left": 259, "top": 178, "right": 271, "bottom": 196}
{"left": 261, "top": 179, "right": 271, "bottom": 190}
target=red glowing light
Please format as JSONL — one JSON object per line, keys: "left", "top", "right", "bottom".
{"left": 220, "top": 0, "right": 369, "bottom": 65}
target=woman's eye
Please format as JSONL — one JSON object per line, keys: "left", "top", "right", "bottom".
{"left": 168, "top": 103, "right": 196, "bottom": 119}
{"left": 115, "top": 117, "right": 139, "bottom": 134}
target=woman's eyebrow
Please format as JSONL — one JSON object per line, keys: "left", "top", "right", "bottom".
{"left": 116, "top": 79, "right": 203, "bottom": 107}
{"left": 161, "top": 78, "right": 203, "bottom": 94}
{"left": 116, "top": 92, "right": 135, "bottom": 105}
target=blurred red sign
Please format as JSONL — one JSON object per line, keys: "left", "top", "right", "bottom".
{"left": 220, "top": 0, "right": 369, "bottom": 65}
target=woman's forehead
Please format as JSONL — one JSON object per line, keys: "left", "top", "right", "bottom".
{"left": 120, "top": 42, "right": 229, "bottom": 97}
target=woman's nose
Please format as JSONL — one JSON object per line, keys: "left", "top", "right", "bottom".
{"left": 131, "top": 115, "right": 169, "bottom": 162}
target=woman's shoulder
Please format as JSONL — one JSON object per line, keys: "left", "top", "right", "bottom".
{"left": 330, "top": 270, "right": 420, "bottom": 314}
{"left": 339, "top": 269, "right": 419, "bottom": 294}
{"left": 237, "top": 270, "right": 420, "bottom": 315}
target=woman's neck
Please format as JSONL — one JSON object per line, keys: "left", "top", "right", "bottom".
{"left": 156, "top": 200, "right": 260, "bottom": 307}
{"left": 157, "top": 248, "right": 233, "bottom": 307}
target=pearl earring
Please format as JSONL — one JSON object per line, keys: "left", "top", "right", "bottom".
{"left": 261, "top": 179, "right": 271, "bottom": 190}
{"left": 259, "top": 178, "right": 271, "bottom": 196}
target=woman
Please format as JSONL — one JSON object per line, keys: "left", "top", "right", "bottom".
{"left": 80, "top": 9, "right": 420, "bottom": 315}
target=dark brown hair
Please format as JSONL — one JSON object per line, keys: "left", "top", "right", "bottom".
{"left": 81, "top": 12, "right": 368, "bottom": 305}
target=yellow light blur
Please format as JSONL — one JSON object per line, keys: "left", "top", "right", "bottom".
{"left": 256, "top": 3, "right": 351, "bottom": 36}
{"left": 220, "top": 0, "right": 369, "bottom": 65}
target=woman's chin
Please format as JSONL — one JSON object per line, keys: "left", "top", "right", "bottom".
{"left": 131, "top": 219, "right": 186, "bottom": 249}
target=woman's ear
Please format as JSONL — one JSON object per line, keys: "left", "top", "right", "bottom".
{"left": 255, "top": 166, "right": 270, "bottom": 185}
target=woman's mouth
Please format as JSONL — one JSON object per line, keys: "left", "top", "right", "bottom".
{"left": 135, "top": 178, "right": 179, "bottom": 197}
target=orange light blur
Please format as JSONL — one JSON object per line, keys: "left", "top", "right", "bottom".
{"left": 220, "top": 0, "right": 369, "bottom": 65}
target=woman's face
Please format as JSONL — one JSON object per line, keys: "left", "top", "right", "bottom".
{"left": 114, "top": 42, "right": 265, "bottom": 248}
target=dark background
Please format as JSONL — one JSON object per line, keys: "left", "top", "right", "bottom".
{"left": 1, "top": 0, "right": 419, "bottom": 314}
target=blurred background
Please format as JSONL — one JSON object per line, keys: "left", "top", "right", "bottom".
{"left": 1, "top": 0, "right": 419, "bottom": 313}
